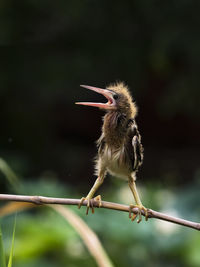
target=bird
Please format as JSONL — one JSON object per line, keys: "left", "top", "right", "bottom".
{"left": 76, "top": 82, "right": 148, "bottom": 223}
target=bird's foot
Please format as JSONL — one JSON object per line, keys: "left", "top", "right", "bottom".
{"left": 129, "top": 204, "right": 148, "bottom": 223}
{"left": 78, "top": 195, "right": 102, "bottom": 215}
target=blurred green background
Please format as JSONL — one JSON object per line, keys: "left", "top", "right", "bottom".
{"left": 0, "top": 0, "right": 200, "bottom": 266}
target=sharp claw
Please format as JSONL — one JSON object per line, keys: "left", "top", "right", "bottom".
{"left": 86, "top": 199, "right": 89, "bottom": 215}
{"left": 131, "top": 213, "right": 137, "bottom": 221}
{"left": 129, "top": 210, "right": 132, "bottom": 219}
{"left": 129, "top": 204, "right": 136, "bottom": 220}
{"left": 137, "top": 210, "right": 142, "bottom": 223}
{"left": 144, "top": 209, "right": 149, "bottom": 221}
{"left": 86, "top": 207, "right": 89, "bottom": 215}
{"left": 90, "top": 199, "right": 95, "bottom": 213}
{"left": 78, "top": 197, "right": 85, "bottom": 209}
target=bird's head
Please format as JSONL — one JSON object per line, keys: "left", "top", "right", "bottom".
{"left": 76, "top": 82, "right": 137, "bottom": 118}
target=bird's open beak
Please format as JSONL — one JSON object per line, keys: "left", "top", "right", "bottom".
{"left": 75, "top": 85, "right": 116, "bottom": 109}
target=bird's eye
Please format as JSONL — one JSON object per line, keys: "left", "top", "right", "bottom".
{"left": 113, "top": 94, "right": 119, "bottom": 100}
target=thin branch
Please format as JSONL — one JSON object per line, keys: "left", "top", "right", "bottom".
{"left": 0, "top": 194, "right": 199, "bottom": 231}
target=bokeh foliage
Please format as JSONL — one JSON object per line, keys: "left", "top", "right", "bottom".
{"left": 0, "top": 0, "right": 200, "bottom": 266}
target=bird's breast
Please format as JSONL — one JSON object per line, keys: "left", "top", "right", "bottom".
{"left": 101, "top": 144, "right": 132, "bottom": 180}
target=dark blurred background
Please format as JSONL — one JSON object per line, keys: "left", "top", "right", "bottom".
{"left": 0, "top": 1, "right": 200, "bottom": 266}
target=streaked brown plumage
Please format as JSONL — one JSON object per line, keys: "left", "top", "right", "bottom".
{"left": 76, "top": 82, "right": 148, "bottom": 222}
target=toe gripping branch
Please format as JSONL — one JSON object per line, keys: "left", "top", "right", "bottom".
{"left": 78, "top": 195, "right": 102, "bottom": 215}
{"left": 129, "top": 204, "right": 149, "bottom": 223}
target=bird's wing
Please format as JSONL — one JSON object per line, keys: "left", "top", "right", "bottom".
{"left": 129, "top": 120, "right": 144, "bottom": 171}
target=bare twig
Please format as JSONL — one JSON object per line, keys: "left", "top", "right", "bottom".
{"left": 0, "top": 194, "right": 199, "bottom": 231}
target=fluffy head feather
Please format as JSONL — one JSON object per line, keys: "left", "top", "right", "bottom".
{"left": 107, "top": 82, "right": 137, "bottom": 118}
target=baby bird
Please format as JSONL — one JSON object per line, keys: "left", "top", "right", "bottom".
{"left": 76, "top": 82, "right": 148, "bottom": 223}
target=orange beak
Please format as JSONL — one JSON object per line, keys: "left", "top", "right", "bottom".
{"left": 76, "top": 85, "right": 116, "bottom": 109}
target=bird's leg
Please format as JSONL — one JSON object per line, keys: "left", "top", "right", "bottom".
{"left": 128, "top": 178, "right": 148, "bottom": 223}
{"left": 78, "top": 176, "right": 104, "bottom": 214}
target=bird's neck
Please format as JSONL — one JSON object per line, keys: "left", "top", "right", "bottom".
{"left": 103, "top": 111, "right": 130, "bottom": 147}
